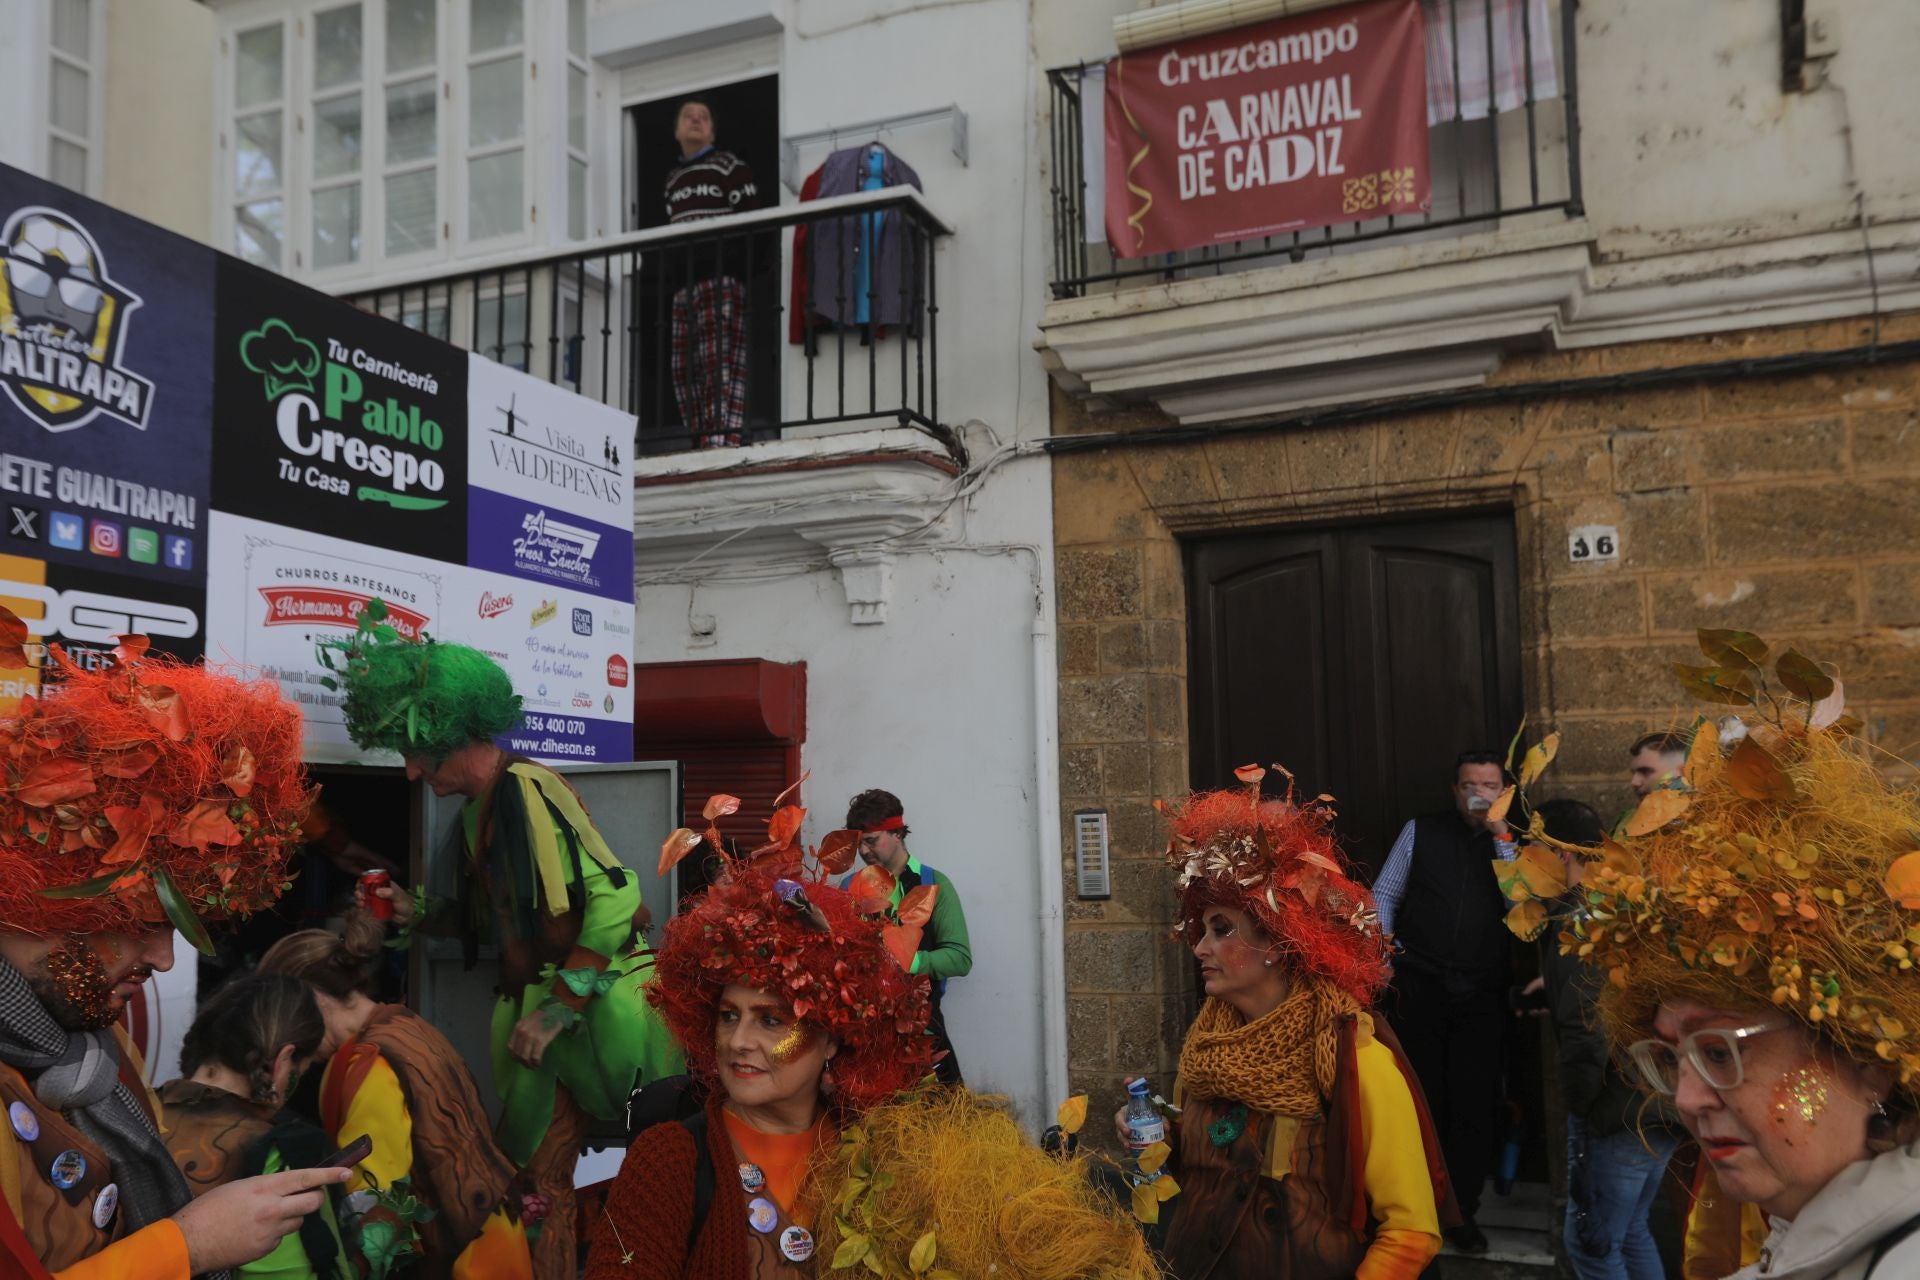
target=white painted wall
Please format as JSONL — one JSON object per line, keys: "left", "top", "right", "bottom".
{"left": 101, "top": 0, "right": 215, "bottom": 242}
{"left": 607, "top": 0, "right": 1065, "bottom": 1123}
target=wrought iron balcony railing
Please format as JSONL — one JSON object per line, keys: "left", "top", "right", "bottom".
{"left": 340, "top": 187, "right": 954, "bottom": 458}
{"left": 1047, "top": 0, "right": 1583, "bottom": 300}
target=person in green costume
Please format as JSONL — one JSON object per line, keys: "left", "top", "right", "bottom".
{"left": 318, "top": 601, "right": 682, "bottom": 1275}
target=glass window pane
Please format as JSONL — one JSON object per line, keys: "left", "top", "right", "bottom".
{"left": 385, "top": 168, "right": 437, "bottom": 256}
{"left": 52, "top": 0, "right": 90, "bottom": 59}
{"left": 387, "top": 0, "right": 436, "bottom": 72}
{"left": 385, "top": 77, "right": 436, "bottom": 163}
{"left": 50, "top": 61, "right": 88, "bottom": 137}
{"left": 470, "top": 0, "right": 522, "bottom": 53}
{"left": 235, "top": 198, "right": 283, "bottom": 269}
{"left": 313, "top": 95, "right": 362, "bottom": 179}
{"left": 468, "top": 57, "right": 522, "bottom": 146}
{"left": 475, "top": 291, "right": 529, "bottom": 370}
{"left": 568, "top": 0, "right": 586, "bottom": 57}
{"left": 50, "top": 139, "right": 87, "bottom": 192}
{"left": 401, "top": 305, "right": 450, "bottom": 340}
{"left": 568, "top": 67, "right": 587, "bottom": 151}
{"left": 314, "top": 5, "right": 362, "bottom": 90}
{"left": 467, "top": 149, "right": 522, "bottom": 239}
{"left": 568, "top": 156, "right": 587, "bottom": 240}
{"left": 313, "top": 182, "right": 362, "bottom": 269}
{"left": 234, "top": 111, "right": 283, "bottom": 198}
{"left": 236, "top": 26, "right": 283, "bottom": 109}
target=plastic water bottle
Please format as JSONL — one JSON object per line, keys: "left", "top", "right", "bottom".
{"left": 1124, "top": 1077, "right": 1166, "bottom": 1157}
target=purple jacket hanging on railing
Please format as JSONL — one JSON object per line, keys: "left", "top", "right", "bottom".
{"left": 802, "top": 143, "right": 925, "bottom": 334}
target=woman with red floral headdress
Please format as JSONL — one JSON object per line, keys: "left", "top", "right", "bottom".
{"left": 1141, "top": 776, "right": 1455, "bottom": 1280}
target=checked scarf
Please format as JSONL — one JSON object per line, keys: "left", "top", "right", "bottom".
{"left": 0, "top": 959, "right": 192, "bottom": 1238}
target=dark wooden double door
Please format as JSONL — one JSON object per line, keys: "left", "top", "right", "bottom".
{"left": 1187, "top": 512, "right": 1523, "bottom": 876}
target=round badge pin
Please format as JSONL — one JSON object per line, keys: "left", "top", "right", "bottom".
{"left": 779, "top": 1225, "right": 815, "bottom": 1263}
{"left": 50, "top": 1149, "right": 86, "bottom": 1191}
{"left": 747, "top": 1197, "right": 779, "bottom": 1234}
{"left": 8, "top": 1101, "right": 39, "bottom": 1143}
{"left": 91, "top": 1183, "right": 118, "bottom": 1229}
{"left": 738, "top": 1161, "right": 766, "bottom": 1193}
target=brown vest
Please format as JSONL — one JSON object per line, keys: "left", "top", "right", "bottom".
{"left": 157, "top": 1079, "right": 278, "bottom": 1198}
{"left": 337, "top": 1004, "right": 521, "bottom": 1275}
{"left": 0, "top": 1030, "right": 157, "bottom": 1272}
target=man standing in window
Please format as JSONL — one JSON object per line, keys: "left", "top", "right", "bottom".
{"left": 845, "top": 789, "right": 971, "bottom": 1085}
{"left": 663, "top": 100, "right": 759, "bottom": 449}
{"left": 1369, "top": 750, "right": 1521, "bottom": 1256}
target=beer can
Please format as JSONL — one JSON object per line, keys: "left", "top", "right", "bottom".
{"left": 360, "top": 869, "right": 394, "bottom": 920}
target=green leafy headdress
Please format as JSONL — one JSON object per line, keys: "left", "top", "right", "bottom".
{"left": 318, "top": 599, "right": 522, "bottom": 762}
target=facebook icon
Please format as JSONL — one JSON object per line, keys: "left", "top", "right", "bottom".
{"left": 163, "top": 536, "right": 194, "bottom": 570}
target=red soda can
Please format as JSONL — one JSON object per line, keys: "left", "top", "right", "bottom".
{"left": 360, "top": 870, "right": 393, "bottom": 920}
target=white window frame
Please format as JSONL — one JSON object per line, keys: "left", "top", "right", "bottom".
{"left": 377, "top": 0, "right": 446, "bottom": 266}
{"left": 306, "top": 1, "right": 368, "bottom": 277}
{"left": 457, "top": 0, "right": 532, "bottom": 253}
{"left": 45, "top": 0, "right": 106, "bottom": 196}
{"left": 564, "top": 0, "right": 590, "bottom": 241}
{"left": 225, "top": 15, "right": 293, "bottom": 271}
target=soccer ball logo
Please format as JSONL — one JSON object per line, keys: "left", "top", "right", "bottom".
{"left": 0, "top": 205, "right": 152, "bottom": 433}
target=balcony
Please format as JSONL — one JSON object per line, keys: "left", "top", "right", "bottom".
{"left": 339, "top": 188, "right": 959, "bottom": 461}
{"left": 1040, "top": 0, "right": 1593, "bottom": 422}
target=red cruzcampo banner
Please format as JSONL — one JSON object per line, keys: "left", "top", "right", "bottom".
{"left": 1105, "top": 0, "right": 1430, "bottom": 257}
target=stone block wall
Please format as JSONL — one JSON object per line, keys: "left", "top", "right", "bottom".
{"left": 1052, "top": 313, "right": 1920, "bottom": 1101}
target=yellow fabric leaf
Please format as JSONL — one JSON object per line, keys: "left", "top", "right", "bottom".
{"left": 1487, "top": 785, "right": 1516, "bottom": 823}
{"left": 831, "top": 1234, "right": 871, "bottom": 1269}
{"left": 1137, "top": 1139, "right": 1171, "bottom": 1175}
{"left": 1518, "top": 733, "right": 1560, "bottom": 787}
{"left": 1684, "top": 717, "right": 1720, "bottom": 788}
{"left": 1885, "top": 851, "right": 1920, "bottom": 910}
{"left": 1131, "top": 1181, "right": 1161, "bottom": 1224}
{"left": 1626, "top": 788, "right": 1691, "bottom": 837}
{"left": 1155, "top": 1173, "right": 1181, "bottom": 1201}
{"left": 1506, "top": 899, "right": 1548, "bottom": 940}
{"left": 909, "top": 1230, "right": 937, "bottom": 1274}
{"left": 1056, "top": 1095, "right": 1088, "bottom": 1135}
{"left": 1727, "top": 739, "right": 1796, "bottom": 803}
{"left": 1513, "top": 844, "right": 1568, "bottom": 898}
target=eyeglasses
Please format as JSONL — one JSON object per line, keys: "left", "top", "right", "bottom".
{"left": 1625, "top": 1021, "right": 1787, "bottom": 1094}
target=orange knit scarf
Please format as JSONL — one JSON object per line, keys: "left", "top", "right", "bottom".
{"left": 1176, "top": 978, "right": 1358, "bottom": 1118}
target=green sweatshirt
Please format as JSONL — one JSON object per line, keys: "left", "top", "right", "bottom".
{"left": 891, "top": 856, "right": 973, "bottom": 985}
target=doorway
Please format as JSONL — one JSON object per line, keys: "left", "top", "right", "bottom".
{"left": 1186, "top": 510, "right": 1524, "bottom": 875}
{"left": 627, "top": 75, "right": 783, "bottom": 450}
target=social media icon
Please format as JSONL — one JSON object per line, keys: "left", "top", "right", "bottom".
{"left": 163, "top": 535, "right": 194, "bottom": 571}
{"left": 48, "top": 512, "right": 84, "bottom": 551}
{"left": 127, "top": 527, "right": 159, "bottom": 565}
{"left": 88, "top": 520, "right": 123, "bottom": 557}
{"left": 6, "top": 506, "right": 39, "bottom": 541}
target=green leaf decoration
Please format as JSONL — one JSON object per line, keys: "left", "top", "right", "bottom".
{"left": 153, "top": 866, "right": 215, "bottom": 956}
{"left": 357, "top": 1220, "right": 405, "bottom": 1280}
{"left": 38, "top": 866, "right": 134, "bottom": 899}
{"left": 1775, "top": 649, "right": 1835, "bottom": 702}
{"left": 1698, "top": 629, "right": 1768, "bottom": 671}
{"left": 1503, "top": 717, "right": 1528, "bottom": 773}
{"left": 831, "top": 1234, "right": 872, "bottom": 1269}
{"left": 361, "top": 597, "right": 389, "bottom": 625}
{"left": 1673, "top": 663, "right": 1757, "bottom": 706}
{"left": 909, "top": 1230, "right": 937, "bottom": 1274}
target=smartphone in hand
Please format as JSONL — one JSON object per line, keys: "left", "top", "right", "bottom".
{"left": 317, "top": 1135, "right": 373, "bottom": 1170}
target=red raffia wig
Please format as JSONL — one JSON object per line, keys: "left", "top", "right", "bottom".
{"left": 648, "top": 861, "right": 934, "bottom": 1113}
{"left": 0, "top": 647, "right": 311, "bottom": 936}
{"left": 1165, "top": 786, "right": 1390, "bottom": 1004}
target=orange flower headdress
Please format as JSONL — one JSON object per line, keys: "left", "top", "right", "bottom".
{"left": 1515, "top": 630, "right": 1920, "bottom": 1094}
{"left": 652, "top": 788, "right": 936, "bottom": 1111}
{"left": 1162, "top": 768, "right": 1390, "bottom": 1004}
{"left": 0, "top": 608, "right": 311, "bottom": 947}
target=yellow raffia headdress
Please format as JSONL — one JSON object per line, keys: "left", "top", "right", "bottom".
{"left": 1507, "top": 629, "right": 1920, "bottom": 1093}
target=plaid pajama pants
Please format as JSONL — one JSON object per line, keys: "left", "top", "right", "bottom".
{"left": 670, "top": 275, "right": 747, "bottom": 448}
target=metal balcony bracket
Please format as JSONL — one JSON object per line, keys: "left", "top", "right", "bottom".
{"left": 780, "top": 105, "right": 968, "bottom": 192}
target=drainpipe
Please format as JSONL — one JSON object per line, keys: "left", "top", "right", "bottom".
{"left": 1033, "top": 605, "right": 1070, "bottom": 1120}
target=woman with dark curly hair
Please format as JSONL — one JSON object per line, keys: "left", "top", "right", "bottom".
{"left": 1138, "top": 777, "right": 1453, "bottom": 1280}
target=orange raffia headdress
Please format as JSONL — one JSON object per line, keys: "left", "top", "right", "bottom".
{"left": 0, "top": 607, "right": 311, "bottom": 947}
{"left": 652, "top": 786, "right": 936, "bottom": 1111}
{"left": 1162, "top": 767, "right": 1390, "bottom": 1004}
{"left": 1509, "top": 629, "right": 1920, "bottom": 1096}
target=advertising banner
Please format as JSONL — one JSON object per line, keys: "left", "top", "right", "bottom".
{"left": 0, "top": 161, "right": 637, "bottom": 764}
{"left": 212, "top": 260, "right": 469, "bottom": 565}
{"left": 0, "top": 167, "right": 216, "bottom": 708}
{"left": 1104, "top": 0, "right": 1429, "bottom": 257}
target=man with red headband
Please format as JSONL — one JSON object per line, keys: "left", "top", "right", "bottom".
{"left": 844, "top": 789, "right": 970, "bottom": 1084}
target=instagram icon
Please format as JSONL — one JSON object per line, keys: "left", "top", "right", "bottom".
{"left": 88, "top": 520, "right": 123, "bottom": 558}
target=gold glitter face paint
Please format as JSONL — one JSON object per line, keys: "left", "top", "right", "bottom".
{"left": 1773, "top": 1065, "right": 1831, "bottom": 1126}
{"left": 769, "top": 1022, "right": 816, "bottom": 1066}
